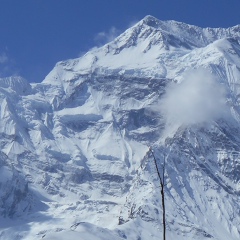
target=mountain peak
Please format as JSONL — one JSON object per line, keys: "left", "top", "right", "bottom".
{"left": 43, "top": 17, "right": 240, "bottom": 86}
{"left": 141, "top": 15, "right": 161, "bottom": 28}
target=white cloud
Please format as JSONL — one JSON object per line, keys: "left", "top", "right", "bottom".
{"left": 0, "top": 51, "right": 19, "bottom": 77}
{"left": 94, "top": 27, "right": 120, "bottom": 45}
{"left": 127, "top": 19, "right": 139, "bottom": 28}
{"left": 156, "top": 68, "right": 227, "bottom": 137}
{"left": 0, "top": 52, "right": 8, "bottom": 64}
{"left": 78, "top": 27, "right": 120, "bottom": 57}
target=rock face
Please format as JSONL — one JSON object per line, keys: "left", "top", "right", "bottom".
{"left": 0, "top": 157, "right": 32, "bottom": 218}
{"left": 1, "top": 15, "right": 240, "bottom": 239}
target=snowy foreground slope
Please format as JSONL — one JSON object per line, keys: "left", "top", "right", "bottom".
{"left": 1, "top": 15, "right": 240, "bottom": 239}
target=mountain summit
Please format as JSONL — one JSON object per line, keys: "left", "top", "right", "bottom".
{"left": 0, "top": 16, "right": 240, "bottom": 240}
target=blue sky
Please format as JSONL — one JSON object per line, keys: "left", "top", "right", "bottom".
{"left": 1, "top": 0, "right": 240, "bottom": 82}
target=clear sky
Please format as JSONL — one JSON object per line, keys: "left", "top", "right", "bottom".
{"left": 1, "top": 0, "right": 240, "bottom": 82}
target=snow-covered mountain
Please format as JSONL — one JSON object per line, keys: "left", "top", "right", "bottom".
{"left": 1, "top": 15, "right": 240, "bottom": 239}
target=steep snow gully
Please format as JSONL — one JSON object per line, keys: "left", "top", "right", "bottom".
{"left": 0, "top": 15, "right": 240, "bottom": 239}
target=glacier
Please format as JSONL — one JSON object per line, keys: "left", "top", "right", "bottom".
{"left": 0, "top": 15, "right": 240, "bottom": 239}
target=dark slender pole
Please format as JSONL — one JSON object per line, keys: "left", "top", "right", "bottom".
{"left": 149, "top": 148, "right": 166, "bottom": 240}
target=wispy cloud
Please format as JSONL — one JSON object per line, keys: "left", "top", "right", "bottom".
{"left": 0, "top": 51, "right": 19, "bottom": 77}
{"left": 77, "top": 27, "right": 121, "bottom": 57}
{"left": 94, "top": 27, "right": 121, "bottom": 46}
{"left": 127, "top": 19, "right": 139, "bottom": 28}
{"left": 0, "top": 52, "right": 8, "bottom": 64}
{"left": 79, "top": 20, "right": 138, "bottom": 57}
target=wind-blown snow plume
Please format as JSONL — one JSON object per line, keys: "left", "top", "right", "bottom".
{"left": 94, "top": 27, "right": 121, "bottom": 46}
{"left": 159, "top": 69, "right": 227, "bottom": 136}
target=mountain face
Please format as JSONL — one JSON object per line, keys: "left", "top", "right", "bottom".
{"left": 1, "top": 15, "right": 240, "bottom": 239}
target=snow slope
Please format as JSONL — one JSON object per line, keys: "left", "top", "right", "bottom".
{"left": 1, "top": 15, "right": 240, "bottom": 239}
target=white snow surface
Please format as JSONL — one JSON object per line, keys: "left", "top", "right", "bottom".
{"left": 1, "top": 15, "right": 240, "bottom": 239}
